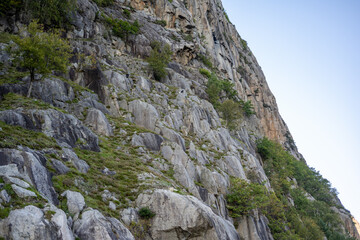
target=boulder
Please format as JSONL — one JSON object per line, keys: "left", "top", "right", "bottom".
{"left": 51, "top": 159, "right": 70, "bottom": 174}
{"left": 61, "top": 148, "right": 90, "bottom": 173}
{"left": 128, "top": 100, "right": 159, "bottom": 131}
{"left": 85, "top": 108, "right": 113, "bottom": 136}
{"left": 136, "top": 189, "right": 240, "bottom": 240}
{"left": 11, "top": 184, "right": 37, "bottom": 198}
{"left": 73, "top": 209, "right": 135, "bottom": 240}
{"left": 0, "top": 205, "right": 58, "bottom": 240}
{"left": 61, "top": 190, "right": 86, "bottom": 216}
{"left": 131, "top": 133, "right": 164, "bottom": 151}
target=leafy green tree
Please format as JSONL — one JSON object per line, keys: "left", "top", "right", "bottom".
{"left": 9, "top": 21, "right": 72, "bottom": 97}
{"left": 219, "top": 99, "right": 242, "bottom": 130}
{"left": 226, "top": 178, "right": 269, "bottom": 217}
{"left": 146, "top": 41, "right": 172, "bottom": 81}
{"left": 0, "top": 0, "right": 22, "bottom": 16}
{"left": 24, "top": 0, "right": 76, "bottom": 28}
{"left": 105, "top": 17, "right": 140, "bottom": 44}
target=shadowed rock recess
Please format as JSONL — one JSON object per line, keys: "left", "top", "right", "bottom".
{"left": 0, "top": 0, "right": 359, "bottom": 239}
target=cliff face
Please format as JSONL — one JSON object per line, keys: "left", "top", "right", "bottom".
{"left": 0, "top": 0, "right": 358, "bottom": 239}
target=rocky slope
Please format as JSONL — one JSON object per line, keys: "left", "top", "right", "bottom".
{"left": 0, "top": 0, "right": 359, "bottom": 239}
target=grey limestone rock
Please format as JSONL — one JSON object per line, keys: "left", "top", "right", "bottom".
{"left": 51, "top": 159, "right": 70, "bottom": 175}
{"left": 61, "top": 190, "right": 86, "bottom": 216}
{"left": 0, "top": 190, "right": 11, "bottom": 203}
{"left": 121, "top": 208, "right": 139, "bottom": 226}
{"left": 136, "top": 189, "right": 240, "bottom": 240}
{"left": 0, "top": 205, "right": 58, "bottom": 240}
{"left": 31, "top": 77, "right": 75, "bottom": 107}
{"left": 131, "top": 132, "right": 164, "bottom": 151}
{"left": 128, "top": 100, "right": 159, "bottom": 131}
{"left": 0, "top": 109, "right": 100, "bottom": 152}
{"left": 61, "top": 148, "right": 90, "bottom": 173}
{"left": 11, "top": 184, "right": 36, "bottom": 198}
{"left": 85, "top": 108, "right": 113, "bottom": 136}
{"left": 0, "top": 148, "right": 58, "bottom": 204}
{"left": 73, "top": 209, "right": 135, "bottom": 240}
{"left": 5, "top": 176, "right": 31, "bottom": 189}
{"left": 236, "top": 214, "right": 274, "bottom": 240}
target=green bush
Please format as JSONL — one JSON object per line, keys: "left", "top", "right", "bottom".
{"left": 92, "top": 0, "right": 114, "bottom": 7}
{"left": 219, "top": 99, "right": 242, "bottom": 130}
{"left": 206, "top": 73, "right": 237, "bottom": 108}
{"left": 154, "top": 20, "right": 167, "bottom": 27}
{"left": 256, "top": 138, "right": 354, "bottom": 240}
{"left": 226, "top": 178, "right": 269, "bottom": 217}
{"left": 241, "top": 100, "right": 255, "bottom": 117}
{"left": 197, "top": 54, "right": 213, "bottom": 69}
{"left": 241, "top": 38, "right": 248, "bottom": 50}
{"left": 105, "top": 17, "right": 140, "bottom": 43}
{"left": 199, "top": 68, "right": 211, "bottom": 78}
{"left": 24, "top": 0, "right": 76, "bottom": 28}
{"left": 0, "top": 0, "right": 22, "bottom": 16}
{"left": 138, "top": 207, "right": 155, "bottom": 219}
{"left": 146, "top": 41, "right": 172, "bottom": 81}
{"left": 123, "top": 9, "right": 131, "bottom": 19}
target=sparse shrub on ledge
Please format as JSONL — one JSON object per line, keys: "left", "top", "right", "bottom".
{"left": 199, "top": 68, "right": 211, "bottom": 78}
{"left": 146, "top": 41, "right": 172, "bottom": 81}
{"left": 138, "top": 207, "right": 156, "bottom": 219}
{"left": 93, "top": 0, "right": 114, "bottom": 7}
{"left": 197, "top": 54, "right": 213, "bottom": 69}
{"left": 154, "top": 20, "right": 167, "bottom": 27}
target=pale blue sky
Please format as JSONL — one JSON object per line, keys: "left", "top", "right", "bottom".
{"left": 222, "top": 0, "right": 360, "bottom": 221}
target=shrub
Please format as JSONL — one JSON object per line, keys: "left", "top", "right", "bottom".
{"left": 0, "top": 0, "right": 22, "bottom": 16}
{"left": 123, "top": 9, "right": 131, "bottom": 19}
{"left": 256, "top": 138, "right": 353, "bottom": 240}
{"left": 154, "top": 20, "right": 167, "bottom": 27}
{"left": 197, "top": 54, "right": 213, "bottom": 69}
{"left": 219, "top": 99, "right": 242, "bottom": 130}
{"left": 241, "top": 38, "right": 248, "bottom": 50}
{"left": 8, "top": 21, "right": 72, "bottom": 97}
{"left": 241, "top": 100, "right": 255, "bottom": 117}
{"left": 92, "top": 0, "right": 114, "bottom": 7}
{"left": 146, "top": 41, "right": 172, "bottom": 81}
{"left": 206, "top": 73, "right": 237, "bottom": 108}
{"left": 138, "top": 207, "right": 155, "bottom": 219}
{"left": 226, "top": 178, "right": 269, "bottom": 217}
{"left": 24, "top": 0, "right": 76, "bottom": 28}
{"left": 199, "top": 68, "right": 211, "bottom": 78}
{"left": 105, "top": 17, "right": 140, "bottom": 44}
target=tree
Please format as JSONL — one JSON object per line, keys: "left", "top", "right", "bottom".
{"left": 24, "top": 0, "right": 76, "bottom": 29}
{"left": 146, "top": 41, "right": 172, "bottom": 81}
{"left": 9, "top": 21, "right": 72, "bottom": 97}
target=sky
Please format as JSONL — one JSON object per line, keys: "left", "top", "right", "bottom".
{"left": 222, "top": 0, "right": 360, "bottom": 221}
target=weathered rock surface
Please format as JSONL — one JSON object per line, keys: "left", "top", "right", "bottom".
{"left": 131, "top": 133, "right": 163, "bottom": 151}
{"left": 0, "top": 148, "right": 58, "bottom": 204}
{"left": 85, "top": 108, "right": 113, "bottom": 136}
{"left": 236, "top": 214, "right": 273, "bottom": 240}
{"left": 73, "top": 209, "right": 135, "bottom": 240}
{"left": 136, "top": 189, "right": 240, "bottom": 240}
{"left": 0, "top": 109, "right": 99, "bottom": 151}
{"left": 61, "top": 190, "right": 86, "bottom": 216}
{"left": 0, "top": 205, "right": 70, "bottom": 240}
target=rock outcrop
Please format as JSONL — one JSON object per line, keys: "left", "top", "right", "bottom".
{"left": 0, "top": 0, "right": 359, "bottom": 239}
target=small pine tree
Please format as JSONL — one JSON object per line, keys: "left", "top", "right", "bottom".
{"left": 8, "top": 21, "right": 72, "bottom": 97}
